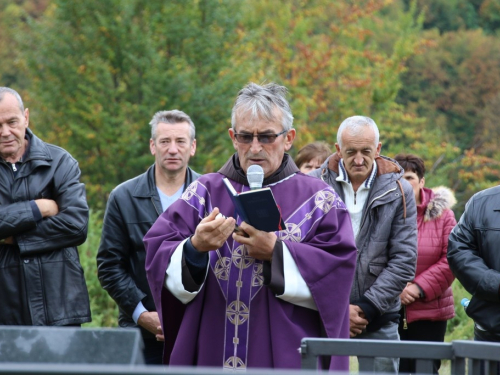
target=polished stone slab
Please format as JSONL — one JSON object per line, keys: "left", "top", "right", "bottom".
{"left": 0, "top": 326, "right": 144, "bottom": 364}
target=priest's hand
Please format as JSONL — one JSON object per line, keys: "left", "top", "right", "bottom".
{"left": 232, "top": 221, "right": 276, "bottom": 262}
{"left": 349, "top": 304, "right": 368, "bottom": 337}
{"left": 191, "top": 207, "right": 236, "bottom": 252}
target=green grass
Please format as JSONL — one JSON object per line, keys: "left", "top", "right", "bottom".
{"left": 446, "top": 279, "right": 473, "bottom": 341}
{"left": 79, "top": 210, "right": 118, "bottom": 328}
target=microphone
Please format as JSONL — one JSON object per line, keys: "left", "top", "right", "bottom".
{"left": 247, "top": 165, "right": 264, "bottom": 190}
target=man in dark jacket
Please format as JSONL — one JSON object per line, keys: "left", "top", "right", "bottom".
{"left": 448, "top": 186, "right": 500, "bottom": 343}
{"left": 0, "top": 87, "right": 90, "bottom": 326}
{"left": 97, "top": 109, "right": 200, "bottom": 364}
{"left": 310, "top": 115, "right": 417, "bottom": 374}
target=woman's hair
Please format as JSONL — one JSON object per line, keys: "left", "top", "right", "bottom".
{"left": 295, "top": 141, "right": 332, "bottom": 168}
{"left": 394, "top": 153, "right": 426, "bottom": 180}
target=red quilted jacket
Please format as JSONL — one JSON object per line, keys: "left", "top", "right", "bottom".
{"left": 405, "top": 186, "right": 457, "bottom": 323}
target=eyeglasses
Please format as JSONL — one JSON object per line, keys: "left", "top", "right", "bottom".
{"left": 233, "top": 129, "right": 288, "bottom": 144}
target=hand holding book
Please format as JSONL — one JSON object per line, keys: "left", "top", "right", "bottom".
{"left": 222, "top": 177, "right": 285, "bottom": 232}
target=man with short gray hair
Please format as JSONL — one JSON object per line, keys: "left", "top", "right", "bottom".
{"left": 97, "top": 109, "right": 200, "bottom": 364}
{"left": 310, "top": 115, "right": 418, "bottom": 374}
{"left": 0, "top": 87, "right": 90, "bottom": 326}
{"left": 144, "top": 82, "right": 357, "bottom": 370}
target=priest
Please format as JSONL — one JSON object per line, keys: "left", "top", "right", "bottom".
{"left": 144, "top": 82, "right": 357, "bottom": 370}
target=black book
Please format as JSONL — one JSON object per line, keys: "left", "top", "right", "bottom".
{"left": 222, "top": 177, "right": 285, "bottom": 232}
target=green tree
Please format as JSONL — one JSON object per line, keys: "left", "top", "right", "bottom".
{"left": 20, "top": 0, "right": 249, "bottom": 208}
{"left": 0, "top": 0, "right": 49, "bottom": 88}
{"left": 79, "top": 210, "right": 118, "bottom": 327}
{"left": 403, "top": 0, "right": 479, "bottom": 32}
{"left": 234, "top": 0, "right": 427, "bottom": 155}
{"left": 397, "top": 29, "right": 500, "bottom": 212}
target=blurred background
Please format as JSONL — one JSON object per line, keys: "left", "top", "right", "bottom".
{"left": 2, "top": 0, "right": 494, "bottom": 339}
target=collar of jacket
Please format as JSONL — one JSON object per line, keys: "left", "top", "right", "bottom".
{"left": 23, "top": 129, "right": 52, "bottom": 161}
{"left": 9, "top": 129, "right": 52, "bottom": 178}
{"left": 420, "top": 186, "right": 457, "bottom": 222}
{"left": 218, "top": 153, "right": 299, "bottom": 186}
{"left": 132, "top": 165, "right": 200, "bottom": 199}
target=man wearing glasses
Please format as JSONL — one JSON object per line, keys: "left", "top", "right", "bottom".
{"left": 144, "top": 82, "right": 357, "bottom": 370}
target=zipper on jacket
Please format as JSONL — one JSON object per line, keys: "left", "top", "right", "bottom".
{"left": 151, "top": 197, "right": 161, "bottom": 217}
{"left": 11, "top": 163, "right": 17, "bottom": 172}
{"left": 358, "top": 187, "right": 397, "bottom": 232}
{"left": 403, "top": 305, "right": 408, "bottom": 330}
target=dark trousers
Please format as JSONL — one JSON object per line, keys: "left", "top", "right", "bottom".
{"left": 398, "top": 318, "right": 447, "bottom": 374}
{"left": 474, "top": 325, "right": 500, "bottom": 343}
{"left": 142, "top": 337, "right": 164, "bottom": 365}
{"left": 474, "top": 325, "right": 500, "bottom": 375}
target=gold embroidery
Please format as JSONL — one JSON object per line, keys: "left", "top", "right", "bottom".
{"left": 315, "top": 190, "right": 335, "bottom": 212}
{"left": 280, "top": 223, "right": 302, "bottom": 242}
{"left": 182, "top": 182, "right": 197, "bottom": 200}
{"left": 214, "top": 257, "right": 231, "bottom": 280}
{"left": 226, "top": 300, "right": 249, "bottom": 326}
{"left": 224, "top": 356, "right": 246, "bottom": 370}
{"left": 252, "top": 263, "right": 263, "bottom": 286}
{"left": 232, "top": 245, "right": 254, "bottom": 269}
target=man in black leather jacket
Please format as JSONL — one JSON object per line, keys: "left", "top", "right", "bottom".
{"left": 0, "top": 87, "right": 90, "bottom": 326}
{"left": 97, "top": 109, "right": 200, "bottom": 364}
{"left": 448, "top": 185, "right": 500, "bottom": 342}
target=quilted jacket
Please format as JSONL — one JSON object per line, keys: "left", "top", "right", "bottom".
{"left": 405, "top": 186, "right": 457, "bottom": 323}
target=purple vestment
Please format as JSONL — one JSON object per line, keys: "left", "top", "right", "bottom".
{"left": 144, "top": 169, "right": 356, "bottom": 370}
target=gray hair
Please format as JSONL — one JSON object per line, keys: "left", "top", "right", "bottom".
{"left": 337, "top": 116, "right": 380, "bottom": 148}
{"left": 231, "top": 82, "right": 294, "bottom": 131}
{"left": 0, "top": 87, "right": 25, "bottom": 112}
{"left": 149, "top": 109, "right": 195, "bottom": 141}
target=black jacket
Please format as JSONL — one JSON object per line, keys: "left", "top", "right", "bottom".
{"left": 0, "top": 129, "right": 90, "bottom": 326}
{"left": 448, "top": 185, "right": 500, "bottom": 334}
{"left": 96, "top": 165, "right": 200, "bottom": 338}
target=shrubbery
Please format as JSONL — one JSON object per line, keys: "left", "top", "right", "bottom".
{"left": 79, "top": 210, "right": 118, "bottom": 328}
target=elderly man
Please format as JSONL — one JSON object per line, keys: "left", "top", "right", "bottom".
{"left": 0, "top": 87, "right": 90, "bottom": 326}
{"left": 310, "top": 116, "right": 417, "bottom": 374}
{"left": 97, "top": 110, "right": 200, "bottom": 364}
{"left": 144, "top": 83, "right": 357, "bottom": 370}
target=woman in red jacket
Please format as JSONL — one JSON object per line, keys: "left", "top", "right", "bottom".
{"left": 394, "top": 154, "right": 457, "bottom": 375}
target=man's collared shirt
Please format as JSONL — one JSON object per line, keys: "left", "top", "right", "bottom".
{"left": 337, "top": 159, "right": 377, "bottom": 238}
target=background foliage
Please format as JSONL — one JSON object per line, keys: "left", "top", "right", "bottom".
{"left": 2, "top": 0, "right": 498, "bottom": 340}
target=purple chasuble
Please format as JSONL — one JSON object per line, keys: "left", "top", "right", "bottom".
{"left": 144, "top": 169, "right": 356, "bottom": 370}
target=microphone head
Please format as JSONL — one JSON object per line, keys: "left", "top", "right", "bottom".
{"left": 247, "top": 164, "right": 264, "bottom": 190}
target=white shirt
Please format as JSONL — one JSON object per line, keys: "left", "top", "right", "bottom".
{"left": 337, "top": 160, "right": 377, "bottom": 238}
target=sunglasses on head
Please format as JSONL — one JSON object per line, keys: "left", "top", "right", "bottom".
{"left": 233, "top": 129, "right": 288, "bottom": 144}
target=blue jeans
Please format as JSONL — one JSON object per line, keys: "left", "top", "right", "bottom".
{"left": 355, "top": 321, "right": 400, "bottom": 374}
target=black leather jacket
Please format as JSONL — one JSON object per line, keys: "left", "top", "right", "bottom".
{"left": 448, "top": 185, "right": 500, "bottom": 334}
{"left": 96, "top": 165, "right": 200, "bottom": 338}
{"left": 0, "top": 129, "right": 90, "bottom": 326}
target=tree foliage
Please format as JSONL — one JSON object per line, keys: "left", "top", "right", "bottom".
{"left": 20, "top": 0, "right": 249, "bottom": 208}
{"left": 403, "top": 0, "right": 500, "bottom": 33}
{"left": 397, "top": 29, "right": 500, "bottom": 213}
{"left": 235, "top": 0, "right": 426, "bottom": 153}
